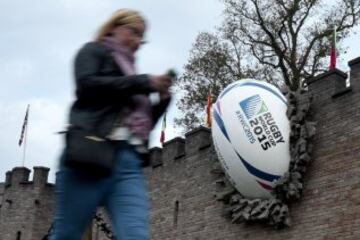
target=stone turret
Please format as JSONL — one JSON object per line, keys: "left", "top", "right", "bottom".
{"left": 0, "top": 167, "right": 55, "bottom": 240}
{"left": 349, "top": 56, "right": 360, "bottom": 91}
{"left": 5, "top": 171, "right": 11, "bottom": 187}
{"left": 33, "top": 167, "right": 50, "bottom": 187}
{"left": 10, "top": 167, "right": 30, "bottom": 186}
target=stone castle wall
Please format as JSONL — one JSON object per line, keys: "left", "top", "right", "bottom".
{"left": 0, "top": 57, "right": 359, "bottom": 240}
{"left": 145, "top": 57, "right": 360, "bottom": 240}
{"left": 0, "top": 167, "right": 54, "bottom": 240}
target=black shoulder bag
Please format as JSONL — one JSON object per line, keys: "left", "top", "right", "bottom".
{"left": 64, "top": 128, "right": 116, "bottom": 177}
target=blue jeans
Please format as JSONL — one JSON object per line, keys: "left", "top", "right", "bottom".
{"left": 50, "top": 143, "right": 149, "bottom": 240}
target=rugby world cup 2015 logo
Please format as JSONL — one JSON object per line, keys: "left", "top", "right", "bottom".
{"left": 240, "top": 95, "right": 268, "bottom": 120}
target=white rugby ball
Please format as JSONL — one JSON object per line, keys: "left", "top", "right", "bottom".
{"left": 212, "top": 79, "right": 290, "bottom": 199}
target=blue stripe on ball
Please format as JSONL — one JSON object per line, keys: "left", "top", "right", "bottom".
{"left": 235, "top": 151, "right": 281, "bottom": 182}
{"left": 213, "top": 110, "right": 231, "bottom": 142}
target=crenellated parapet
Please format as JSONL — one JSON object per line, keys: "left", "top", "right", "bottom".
{"left": 348, "top": 56, "right": 360, "bottom": 68}
{"left": 33, "top": 167, "right": 51, "bottom": 187}
{"left": 349, "top": 56, "right": 360, "bottom": 91}
{"left": 5, "top": 171, "right": 12, "bottom": 187}
{"left": 148, "top": 126, "right": 212, "bottom": 168}
{"left": 0, "top": 166, "right": 55, "bottom": 240}
{"left": 8, "top": 167, "right": 31, "bottom": 186}
{"left": 308, "top": 68, "right": 349, "bottom": 99}
{"left": 308, "top": 56, "right": 360, "bottom": 100}
{"left": 4, "top": 166, "right": 53, "bottom": 189}
{"left": 306, "top": 57, "right": 360, "bottom": 146}
{"left": 163, "top": 137, "right": 185, "bottom": 162}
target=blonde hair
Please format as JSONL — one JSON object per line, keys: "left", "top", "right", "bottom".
{"left": 95, "top": 9, "right": 146, "bottom": 42}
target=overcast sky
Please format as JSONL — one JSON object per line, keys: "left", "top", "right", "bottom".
{"left": 0, "top": 0, "right": 225, "bottom": 182}
{"left": 0, "top": 0, "right": 359, "bottom": 183}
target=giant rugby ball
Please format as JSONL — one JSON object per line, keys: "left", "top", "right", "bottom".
{"left": 212, "top": 79, "right": 290, "bottom": 199}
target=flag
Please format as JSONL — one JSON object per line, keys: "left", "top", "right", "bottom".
{"left": 18, "top": 105, "right": 30, "bottom": 146}
{"left": 330, "top": 26, "right": 336, "bottom": 70}
{"left": 160, "top": 112, "right": 167, "bottom": 145}
{"left": 205, "top": 90, "right": 212, "bottom": 128}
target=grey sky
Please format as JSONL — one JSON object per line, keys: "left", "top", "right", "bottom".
{"left": 0, "top": 0, "right": 359, "bottom": 183}
{"left": 0, "top": 0, "right": 224, "bottom": 182}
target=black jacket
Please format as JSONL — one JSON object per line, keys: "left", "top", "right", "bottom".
{"left": 69, "top": 42, "right": 171, "bottom": 138}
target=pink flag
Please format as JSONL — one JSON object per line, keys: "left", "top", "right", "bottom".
{"left": 329, "top": 27, "right": 336, "bottom": 70}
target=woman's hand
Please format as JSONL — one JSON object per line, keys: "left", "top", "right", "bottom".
{"left": 150, "top": 75, "right": 172, "bottom": 95}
